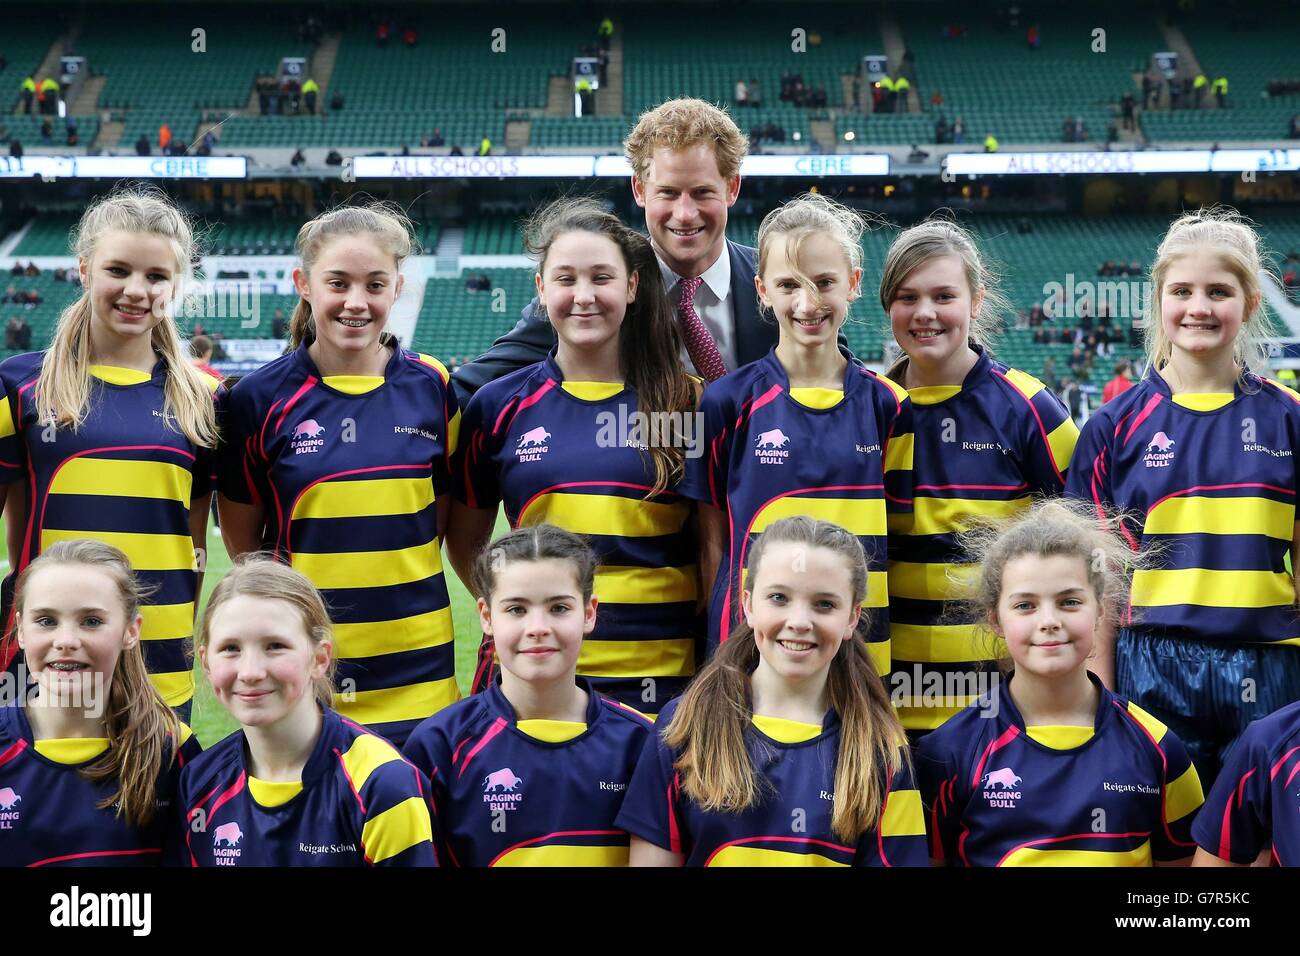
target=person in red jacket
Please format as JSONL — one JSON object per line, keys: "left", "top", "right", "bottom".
{"left": 1102, "top": 359, "right": 1134, "bottom": 404}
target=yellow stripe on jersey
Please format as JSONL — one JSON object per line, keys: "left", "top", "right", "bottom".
{"left": 248, "top": 777, "right": 304, "bottom": 807}
{"left": 34, "top": 738, "right": 111, "bottom": 763}
{"left": 868, "top": 640, "right": 889, "bottom": 677}
{"left": 520, "top": 493, "right": 689, "bottom": 538}
{"left": 751, "top": 715, "right": 822, "bottom": 743}
{"left": 884, "top": 431, "right": 914, "bottom": 473}
{"left": 709, "top": 846, "right": 847, "bottom": 867}
{"left": 1167, "top": 764, "right": 1205, "bottom": 823}
{"left": 332, "top": 607, "right": 454, "bottom": 659}
{"left": 1267, "top": 379, "right": 1300, "bottom": 404}
{"left": 1024, "top": 726, "right": 1094, "bottom": 749}
{"left": 149, "top": 670, "right": 195, "bottom": 708}
{"left": 874, "top": 372, "right": 909, "bottom": 405}
{"left": 1145, "top": 495, "right": 1294, "bottom": 539}
{"left": 890, "top": 623, "right": 1005, "bottom": 663}
{"left": 89, "top": 365, "right": 151, "bottom": 386}
{"left": 888, "top": 561, "right": 979, "bottom": 602}
{"left": 322, "top": 375, "right": 385, "bottom": 395}
{"left": 49, "top": 458, "right": 194, "bottom": 503}
{"left": 1124, "top": 702, "right": 1169, "bottom": 744}
{"left": 515, "top": 720, "right": 587, "bottom": 743}
{"left": 1001, "top": 368, "right": 1048, "bottom": 399}
{"left": 1001, "top": 841, "right": 1152, "bottom": 867}
{"left": 293, "top": 539, "right": 442, "bottom": 590}
{"left": 750, "top": 496, "right": 886, "bottom": 538}
{"left": 141, "top": 602, "right": 196, "bottom": 641}
{"left": 336, "top": 677, "right": 460, "bottom": 729}
{"left": 40, "top": 528, "right": 195, "bottom": 571}
{"left": 178, "top": 723, "right": 194, "bottom": 746}
{"left": 294, "top": 477, "right": 435, "bottom": 520}
{"left": 417, "top": 354, "right": 450, "bottom": 384}
{"left": 1172, "top": 393, "right": 1234, "bottom": 411}
{"left": 1131, "top": 568, "right": 1294, "bottom": 608}
{"left": 880, "top": 786, "right": 926, "bottom": 838}
{"left": 907, "top": 385, "right": 962, "bottom": 405}
{"left": 0, "top": 393, "right": 15, "bottom": 439}
{"left": 446, "top": 408, "right": 461, "bottom": 458}
{"left": 905, "top": 496, "right": 1031, "bottom": 537}
{"left": 338, "top": 731, "right": 406, "bottom": 792}
{"left": 594, "top": 565, "right": 696, "bottom": 605}
{"left": 494, "top": 844, "right": 628, "bottom": 867}
{"left": 895, "top": 701, "right": 977, "bottom": 730}
{"left": 361, "top": 796, "right": 434, "bottom": 864}
{"left": 788, "top": 387, "right": 844, "bottom": 410}
{"left": 1046, "top": 418, "right": 1079, "bottom": 472}
{"left": 578, "top": 637, "right": 695, "bottom": 677}
{"left": 561, "top": 381, "right": 624, "bottom": 401}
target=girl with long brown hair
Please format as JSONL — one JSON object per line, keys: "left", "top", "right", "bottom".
{"left": 616, "top": 516, "right": 927, "bottom": 866}
{"left": 0, "top": 539, "right": 199, "bottom": 867}
{"left": 447, "top": 196, "right": 700, "bottom": 716}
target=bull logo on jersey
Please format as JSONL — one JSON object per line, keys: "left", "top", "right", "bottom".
{"left": 0, "top": 787, "right": 20, "bottom": 829}
{"left": 754, "top": 428, "right": 791, "bottom": 465}
{"left": 483, "top": 768, "right": 524, "bottom": 812}
{"left": 1143, "top": 431, "right": 1176, "bottom": 468}
{"left": 981, "top": 767, "right": 1023, "bottom": 809}
{"left": 515, "top": 426, "right": 551, "bottom": 463}
{"left": 291, "top": 419, "right": 327, "bottom": 455}
{"left": 212, "top": 821, "right": 244, "bottom": 864}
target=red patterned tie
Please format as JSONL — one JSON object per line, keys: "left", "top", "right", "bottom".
{"left": 676, "top": 276, "right": 728, "bottom": 382}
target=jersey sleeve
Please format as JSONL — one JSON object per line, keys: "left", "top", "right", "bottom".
{"left": 0, "top": 360, "right": 27, "bottom": 480}
{"left": 1063, "top": 409, "right": 1115, "bottom": 516}
{"left": 678, "top": 382, "right": 733, "bottom": 508}
{"left": 613, "top": 724, "right": 686, "bottom": 855}
{"left": 859, "top": 756, "right": 929, "bottom": 867}
{"left": 451, "top": 387, "right": 504, "bottom": 511}
{"left": 356, "top": 755, "right": 439, "bottom": 867}
{"left": 915, "top": 732, "right": 967, "bottom": 864}
{"left": 1151, "top": 727, "right": 1203, "bottom": 861}
{"left": 1004, "top": 369, "right": 1078, "bottom": 494}
{"left": 191, "top": 382, "right": 225, "bottom": 502}
{"left": 215, "top": 380, "right": 266, "bottom": 506}
{"left": 1191, "top": 723, "right": 1274, "bottom": 864}
{"left": 401, "top": 721, "right": 454, "bottom": 865}
{"left": 162, "top": 726, "right": 204, "bottom": 866}
{"left": 880, "top": 379, "right": 915, "bottom": 529}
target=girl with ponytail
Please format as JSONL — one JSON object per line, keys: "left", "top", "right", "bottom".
{"left": 616, "top": 516, "right": 927, "bottom": 866}
{"left": 0, "top": 539, "right": 199, "bottom": 866}
{"left": 0, "top": 185, "right": 221, "bottom": 721}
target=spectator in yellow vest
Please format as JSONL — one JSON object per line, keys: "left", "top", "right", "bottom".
{"left": 302, "top": 78, "right": 320, "bottom": 115}
{"left": 878, "top": 75, "right": 895, "bottom": 113}
{"left": 984, "top": 132, "right": 999, "bottom": 152}
{"left": 39, "top": 77, "right": 59, "bottom": 115}
{"left": 479, "top": 136, "right": 491, "bottom": 156}
{"left": 894, "top": 75, "right": 911, "bottom": 111}
{"left": 1212, "top": 76, "right": 1228, "bottom": 108}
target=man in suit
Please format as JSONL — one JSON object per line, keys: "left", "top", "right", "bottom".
{"left": 452, "top": 98, "right": 774, "bottom": 407}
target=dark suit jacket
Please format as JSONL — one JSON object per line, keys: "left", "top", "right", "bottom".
{"left": 452, "top": 239, "right": 776, "bottom": 407}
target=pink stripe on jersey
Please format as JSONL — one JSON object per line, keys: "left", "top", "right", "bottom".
{"left": 456, "top": 717, "right": 508, "bottom": 779}
{"left": 494, "top": 379, "right": 557, "bottom": 437}
{"left": 738, "top": 384, "right": 784, "bottom": 427}
{"left": 29, "top": 847, "right": 162, "bottom": 867}
{"left": 0, "top": 738, "right": 28, "bottom": 769}
{"left": 207, "top": 771, "right": 248, "bottom": 821}
{"left": 970, "top": 724, "right": 1022, "bottom": 790}
{"left": 1269, "top": 745, "right": 1300, "bottom": 780}
{"left": 274, "top": 376, "right": 319, "bottom": 434}
{"left": 1122, "top": 394, "right": 1164, "bottom": 447}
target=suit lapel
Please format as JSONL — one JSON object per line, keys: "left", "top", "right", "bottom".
{"left": 727, "top": 240, "right": 775, "bottom": 366}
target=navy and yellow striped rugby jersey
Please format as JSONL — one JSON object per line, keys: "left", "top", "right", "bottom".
{"left": 0, "top": 352, "right": 222, "bottom": 715}
{"left": 1065, "top": 368, "right": 1300, "bottom": 644}
{"left": 0, "top": 703, "right": 200, "bottom": 867}
{"left": 1192, "top": 699, "right": 1300, "bottom": 866}
{"left": 916, "top": 672, "right": 1204, "bottom": 866}
{"left": 402, "top": 677, "right": 653, "bottom": 866}
{"left": 179, "top": 706, "right": 436, "bottom": 866}
{"left": 218, "top": 342, "right": 461, "bottom": 746}
{"left": 886, "top": 348, "right": 1078, "bottom": 731}
{"left": 679, "top": 347, "right": 913, "bottom": 670}
{"left": 455, "top": 351, "right": 702, "bottom": 713}
{"left": 615, "top": 696, "right": 928, "bottom": 866}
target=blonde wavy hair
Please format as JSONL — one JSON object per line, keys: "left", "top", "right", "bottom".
{"left": 37, "top": 185, "right": 218, "bottom": 447}
{"left": 624, "top": 98, "right": 749, "bottom": 183}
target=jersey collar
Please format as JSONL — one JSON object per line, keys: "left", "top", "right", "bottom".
{"left": 1141, "top": 362, "right": 1262, "bottom": 401}
{"left": 539, "top": 348, "right": 627, "bottom": 401}
{"left": 484, "top": 675, "right": 604, "bottom": 743}
{"left": 760, "top": 344, "right": 868, "bottom": 398}
{"left": 293, "top": 339, "right": 405, "bottom": 389}
{"left": 997, "top": 670, "right": 1112, "bottom": 745}
{"left": 887, "top": 342, "right": 991, "bottom": 397}
{"left": 239, "top": 703, "right": 338, "bottom": 789}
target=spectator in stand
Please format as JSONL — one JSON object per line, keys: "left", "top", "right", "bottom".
{"left": 1290, "top": 115, "right": 1300, "bottom": 140}
{"left": 1121, "top": 92, "right": 1136, "bottom": 131}
{"left": 272, "top": 308, "right": 288, "bottom": 341}
{"left": 1068, "top": 342, "right": 1090, "bottom": 380}
{"left": 329, "top": 91, "right": 344, "bottom": 112}
{"left": 1061, "top": 377, "right": 1087, "bottom": 426}
{"left": 324, "top": 149, "right": 343, "bottom": 166}
{"left": 198, "top": 130, "right": 214, "bottom": 156}
{"left": 983, "top": 132, "right": 999, "bottom": 153}
{"left": 39, "top": 77, "right": 59, "bottom": 115}
{"left": 1212, "top": 75, "right": 1228, "bottom": 108}
{"left": 23, "top": 262, "right": 40, "bottom": 278}
{"left": 190, "top": 335, "right": 223, "bottom": 382}
{"left": 159, "top": 123, "right": 172, "bottom": 152}
{"left": 450, "top": 144, "right": 463, "bottom": 156}
{"left": 39, "top": 118, "right": 52, "bottom": 143}
{"left": 404, "top": 26, "right": 417, "bottom": 47}
{"left": 1142, "top": 72, "right": 1158, "bottom": 109}
{"left": 1041, "top": 355, "right": 1058, "bottom": 391}
{"left": 5, "top": 316, "right": 31, "bottom": 351}
{"left": 20, "top": 76, "right": 35, "bottom": 114}
{"left": 952, "top": 117, "right": 964, "bottom": 144}
{"left": 430, "top": 128, "right": 445, "bottom": 147}
{"left": 734, "top": 80, "right": 748, "bottom": 108}
{"left": 10, "top": 139, "right": 22, "bottom": 159}
{"left": 1027, "top": 23, "right": 1040, "bottom": 50}
{"left": 931, "top": 89, "right": 944, "bottom": 108}
{"left": 1102, "top": 360, "right": 1134, "bottom": 405}
{"left": 936, "top": 115, "right": 949, "bottom": 144}
{"left": 290, "top": 148, "right": 306, "bottom": 167}
{"left": 479, "top": 137, "right": 491, "bottom": 156}
{"left": 749, "top": 78, "right": 762, "bottom": 108}
{"left": 377, "top": 21, "right": 390, "bottom": 46}
{"left": 1098, "top": 259, "right": 1115, "bottom": 277}
{"left": 303, "top": 77, "right": 319, "bottom": 114}
{"left": 1027, "top": 303, "right": 1046, "bottom": 327}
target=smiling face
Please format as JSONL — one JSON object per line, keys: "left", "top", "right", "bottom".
{"left": 631, "top": 144, "right": 740, "bottom": 279}
{"left": 888, "top": 254, "right": 984, "bottom": 374}
{"left": 201, "top": 595, "right": 331, "bottom": 730}
{"left": 17, "top": 563, "right": 140, "bottom": 705}
{"left": 993, "top": 554, "right": 1099, "bottom": 680}
{"left": 294, "top": 234, "right": 404, "bottom": 357}
{"left": 80, "top": 230, "right": 180, "bottom": 346}
{"left": 757, "top": 231, "right": 862, "bottom": 349}
{"left": 1159, "top": 251, "right": 1257, "bottom": 360}
{"left": 742, "top": 543, "right": 861, "bottom": 686}
{"left": 481, "top": 559, "right": 597, "bottom": 687}
{"left": 535, "top": 230, "right": 637, "bottom": 354}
